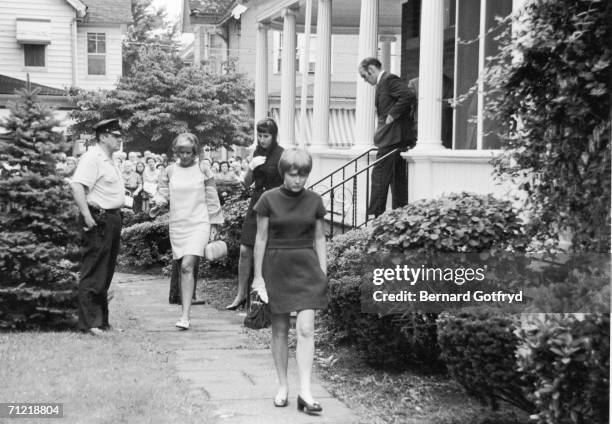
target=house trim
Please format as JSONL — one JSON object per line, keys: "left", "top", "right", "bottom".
{"left": 64, "top": 0, "right": 87, "bottom": 18}
{"left": 256, "top": 0, "right": 299, "bottom": 23}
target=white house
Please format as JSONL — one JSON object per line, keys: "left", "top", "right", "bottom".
{"left": 0, "top": 0, "right": 132, "bottom": 123}
{"left": 185, "top": 0, "right": 524, "bottom": 228}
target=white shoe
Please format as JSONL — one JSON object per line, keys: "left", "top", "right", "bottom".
{"left": 175, "top": 319, "right": 190, "bottom": 330}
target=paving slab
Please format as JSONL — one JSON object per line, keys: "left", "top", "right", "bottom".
{"left": 113, "top": 273, "right": 359, "bottom": 424}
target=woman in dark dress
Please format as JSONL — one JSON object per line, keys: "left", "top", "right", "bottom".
{"left": 226, "top": 118, "right": 284, "bottom": 310}
{"left": 253, "top": 148, "right": 328, "bottom": 414}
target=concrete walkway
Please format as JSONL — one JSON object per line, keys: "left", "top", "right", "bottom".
{"left": 113, "top": 273, "right": 359, "bottom": 424}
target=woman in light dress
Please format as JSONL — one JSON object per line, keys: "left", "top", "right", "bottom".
{"left": 153, "top": 133, "right": 223, "bottom": 329}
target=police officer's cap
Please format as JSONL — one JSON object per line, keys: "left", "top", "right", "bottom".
{"left": 93, "top": 118, "right": 122, "bottom": 136}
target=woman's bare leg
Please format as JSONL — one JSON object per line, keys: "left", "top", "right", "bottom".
{"left": 226, "top": 244, "right": 252, "bottom": 309}
{"left": 271, "top": 312, "right": 290, "bottom": 403}
{"left": 296, "top": 309, "right": 316, "bottom": 403}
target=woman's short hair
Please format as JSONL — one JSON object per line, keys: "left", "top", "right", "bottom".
{"left": 171, "top": 133, "right": 199, "bottom": 156}
{"left": 278, "top": 148, "right": 312, "bottom": 176}
{"left": 256, "top": 118, "right": 278, "bottom": 140}
{"left": 219, "top": 161, "right": 229, "bottom": 169}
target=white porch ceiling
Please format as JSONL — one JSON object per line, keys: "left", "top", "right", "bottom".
{"left": 260, "top": 0, "right": 402, "bottom": 35}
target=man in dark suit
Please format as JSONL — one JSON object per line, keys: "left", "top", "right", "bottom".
{"left": 358, "top": 57, "right": 416, "bottom": 217}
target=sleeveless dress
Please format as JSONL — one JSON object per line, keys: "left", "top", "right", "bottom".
{"left": 168, "top": 163, "right": 210, "bottom": 259}
{"left": 253, "top": 187, "right": 328, "bottom": 314}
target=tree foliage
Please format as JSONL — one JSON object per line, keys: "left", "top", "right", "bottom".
{"left": 69, "top": 48, "right": 253, "bottom": 153}
{"left": 123, "top": 0, "right": 179, "bottom": 76}
{"left": 0, "top": 84, "right": 79, "bottom": 330}
{"left": 485, "top": 0, "right": 611, "bottom": 252}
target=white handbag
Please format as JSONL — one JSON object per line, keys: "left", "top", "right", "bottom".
{"left": 204, "top": 240, "right": 227, "bottom": 261}
{"left": 124, "top": 191, "right": 134, "bottom": 208}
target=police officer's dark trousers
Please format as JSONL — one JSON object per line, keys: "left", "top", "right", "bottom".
{"left": 77, "top": 209, "right": 122, "bottom": 330}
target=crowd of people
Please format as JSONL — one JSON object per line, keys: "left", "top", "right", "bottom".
{"left": 56, "top": 146, "right": 251, "bottom": 213}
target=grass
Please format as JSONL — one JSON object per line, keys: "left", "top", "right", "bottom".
{"left": 0, "top": 293, "right": 215, "bottom": 424}
{"left": 198, "top": 274, "right": 529, "bottom": 424}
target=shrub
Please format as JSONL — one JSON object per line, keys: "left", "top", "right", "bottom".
{"left": 437, "top": 311, "right": 534, "bottom": 412}
{"left": 0, "top": 85, "right": 80, "bottom": 330}
{"left": 325, "top": 275, "right": 442, "bottom": 372}
{"left": 324, "top": 226, "right": 443, "bottom": 371}
{"left": 327, "top": 227, "right": 373, "bottom": 279}
{"left": 368, "top": 192, "right": 524, "bottom": 254}
{"left": 121, "top": 210, "right": 152, "bottom": 228}
{"left": 119, "top": 217, "right": 171, "bottom": 268}
{"left": 517, "top": 314, "right": 610, "bottom": 424}
{"left": 337, "top": 193, "right": 524, "bottom": 371}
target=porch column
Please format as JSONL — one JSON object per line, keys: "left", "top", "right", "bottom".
{"left": 354, "top": 0, "right": 379, "bottom": 149}
{"left": 414, "top": 0, "right": 445, "bottom": 150}
{"left": 379, "top": 35, "right": 395, "bottom": 72}
{"left": 312, "top": 0, "right": 332, "bottom": 148}
{"left": 280, "top": 8, "right": 297, "bottom": 145}
{"left": 255, "top": 23, "right": 269, "bottom": 124}
{"left": 193, "top": 25, "right": 201, "bottom": 65}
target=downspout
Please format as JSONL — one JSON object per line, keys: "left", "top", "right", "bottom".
{"left": 71, "top": 18, "right": 78, "bottom": 87}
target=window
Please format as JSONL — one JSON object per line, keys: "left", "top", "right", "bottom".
{"left": 24, "top": 44, "right": 45, "bottom": 67}
{"left": 273, "top": 31, "right": 283, "bottom": 74}
{"left": 273, "top": 31, "right": 330, "bottom": 75}
{"left": 87, "top": 33, "right": 106, "bottom": 75}
{"left": 297, "top": 34, "right": 317, "bottom": 74}
{"left": 401, "top": 0, "right": 512, "bottom": 150}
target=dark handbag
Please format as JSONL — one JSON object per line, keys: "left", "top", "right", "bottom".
{"left": 243, "top": 292, "right": 271, "bottom": 330}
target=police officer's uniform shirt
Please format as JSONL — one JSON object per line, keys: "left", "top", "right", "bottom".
{"left": 72, "top": 145, "right": 125, "bottom": 209}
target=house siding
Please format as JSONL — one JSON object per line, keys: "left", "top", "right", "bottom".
{"left": 76, "top": 26, "right": 123, "bottom": 90}
{"left": 1, "top": 0, "right": 124, "bottom": 92}
{"left": 0, "top": 0, "right": 75, "bottom": 90}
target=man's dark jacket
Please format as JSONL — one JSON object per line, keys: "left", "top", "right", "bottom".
{"left": 373, "top": 72, "right": 416, "bottom": 149}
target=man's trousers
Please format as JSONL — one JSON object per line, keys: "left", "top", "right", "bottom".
{"left": 367, "top": 145, "right": 408, "bottom": 217}
{"left": 77, "top": 210, "right": 122, "bottom": 331}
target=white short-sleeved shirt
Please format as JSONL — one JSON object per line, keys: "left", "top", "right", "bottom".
{"left": 71, "top": 145, "right": 125, "bottom": 209}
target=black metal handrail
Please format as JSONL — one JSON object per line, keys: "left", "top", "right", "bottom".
{"left": 311, "top": 147, "right": 403, "bottom": 238}
{"left": 307, "top": 147, "right": 378, "bottom": 189}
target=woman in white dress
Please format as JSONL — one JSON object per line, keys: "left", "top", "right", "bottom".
{"left": 153, "top": 133, "right": 223, "bottom": 329}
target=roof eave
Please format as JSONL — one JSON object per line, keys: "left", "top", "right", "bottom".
{"left": 64, "top": 0, "right": 88, "bottom": 18}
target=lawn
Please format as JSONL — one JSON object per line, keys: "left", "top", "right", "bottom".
{"left": 0, "top": 293, "right": 215, "bottom": 424}
{"left": 197, "top": 275, "right": 529, "bottom": 424}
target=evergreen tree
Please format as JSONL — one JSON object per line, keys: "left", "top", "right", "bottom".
{"left": 0, "top": 82, "right": 79, "bottom": 330}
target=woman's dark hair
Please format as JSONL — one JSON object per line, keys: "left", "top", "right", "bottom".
{"left": 219, "top": 161, "right": 229, "bottom": 170}
{"left": 135, "top": 162, "right": 145, "bottom": 173}
{"left": 254, "top": 118, "right": 279, "bottom": 157}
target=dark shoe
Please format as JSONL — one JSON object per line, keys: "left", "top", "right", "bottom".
{"left": 225, "top": 298, "right": 246, "bottom": 311}
{"left": 297, "top": 395, "right": 322, "bottom": 414}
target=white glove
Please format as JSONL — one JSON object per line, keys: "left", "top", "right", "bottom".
{"left": 252, "top": 276, "right": 268, "bottom": 304}
{"left": 249, "top": 156, "right": 266, "bottom": 171}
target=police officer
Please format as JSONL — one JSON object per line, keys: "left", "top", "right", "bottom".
{"left": 70, "top": 118, "right": 125, "bottom": 335}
